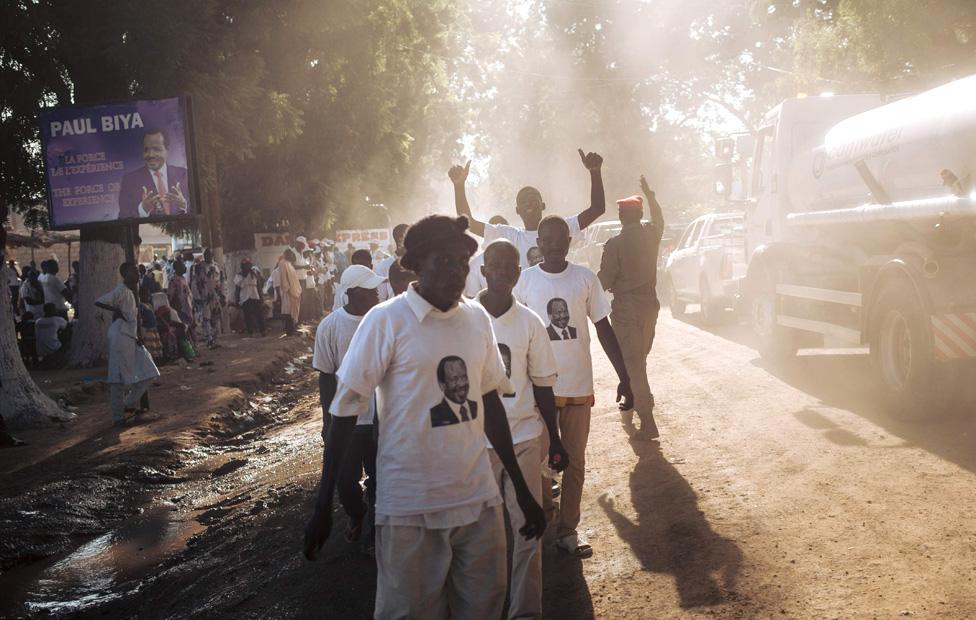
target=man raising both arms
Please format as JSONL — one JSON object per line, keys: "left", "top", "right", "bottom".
{"left": 304, "top": 215, "right": 546, "bottom": 618}
{"left": 449, "top": 148, "right": 608, "bottom": 268}
{"left": 476, "top": 239, "right": 570, "bottom": 618}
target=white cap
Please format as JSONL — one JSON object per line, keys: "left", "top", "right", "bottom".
{"left": 340, "top": 264, "right": 386, "bottom": 290}
{"left": 295, "top": 235, "right": 307, "bottom": 244}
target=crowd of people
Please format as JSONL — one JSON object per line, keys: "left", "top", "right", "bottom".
{"left": 303, "top": 149, "right": 666, "bottom": 619}
{"left": 9, "top": 146, "right": 667, "bottom": 617}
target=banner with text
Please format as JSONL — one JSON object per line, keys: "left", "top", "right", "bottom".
{"left": 335, "top": 228, "right": 391, "bottom": 250}
{"left": 40, "top": 96, "right": 198, "bottom": 229}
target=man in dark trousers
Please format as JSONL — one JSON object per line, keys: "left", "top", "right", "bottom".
{"left": 118, "top": 129, "right": 189, "bottom": 219}
{"left": 598, "top": 175, "right": 665, "bottom": 440}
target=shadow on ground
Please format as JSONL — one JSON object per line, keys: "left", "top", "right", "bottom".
{"left": 599, "top": 439, "right": 742, "bottom": 609}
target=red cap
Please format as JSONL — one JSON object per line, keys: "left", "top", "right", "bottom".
{"left": 615, "top": 195, "right": 643, "bottom": 210}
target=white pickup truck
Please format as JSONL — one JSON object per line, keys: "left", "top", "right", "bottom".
{"left": 665, "top": 212, "right": 747, "bottom": 323}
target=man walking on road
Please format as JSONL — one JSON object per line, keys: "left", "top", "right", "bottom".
{"left": 513, "top": 215, "right": 634, "bottom": 559}
{"left": 448, "top": 148, "right": 607, "bottom": 269}
{"left": 476, "top": 239, "right": 570, "bottom": 618}
{"left": 304, "top": 215, "right": 546, "bottom": 619}
{"left": 598, "top": 176, "right": 665, "bottom": 440}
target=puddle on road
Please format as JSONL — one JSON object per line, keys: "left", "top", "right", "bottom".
{"left": 2, "top": 505, "right": 205, "bottom": 616}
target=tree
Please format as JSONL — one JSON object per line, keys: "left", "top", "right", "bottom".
{"left": 0, "top": 222, "right": 71, "bottom": 428}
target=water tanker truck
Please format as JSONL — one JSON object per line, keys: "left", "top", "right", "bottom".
{"left": 715, "top": 74, "right": 976, "bottom": 420}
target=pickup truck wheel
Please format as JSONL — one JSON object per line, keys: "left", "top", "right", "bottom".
{"left": 668, "top": 276, "right": 686, "bottom": 317}
{"left": 871, "top": 278, "right": 957, "bottom": 421}
{"left": 699, "top": 278, "right": 721, "bottom": 325}
{"left": 752, "top": 280, "right": 797, "bottom": 364}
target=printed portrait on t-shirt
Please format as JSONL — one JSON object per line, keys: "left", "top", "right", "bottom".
{"left": 526, "top": 247, "right": 544, "bottom": 266}
{"left": 430, "top": 355, "right": 479, "bottom": 427}
{"left": 497, "top": 343, "right": 516, "bottom": 398}
{"left": 546, "top": 297, "right": 578, "bottom": 341}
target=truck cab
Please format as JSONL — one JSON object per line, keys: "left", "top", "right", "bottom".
{"left": 715, "top": 79, "right": 976, "bottom": 421}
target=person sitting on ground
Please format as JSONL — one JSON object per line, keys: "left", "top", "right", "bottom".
{"left": 449, "top": 148, "right": 607, "bottom": 268}
{"left": 34, "top": 302, "right": 69, "bottom": 368}
{"left": 19, "top": 267, "right": 45, "bottom": 318}
{"left": 304, "top": 214, "right": 546, "bottom": 619}
{"left": 96, "top": 262, "right": 161, "bottom": 427}
{"left": 513, "top": 214, "right": 634, "bottom": 559}
{"left": 312, "top": 264, "right": 387, "bottom": 553}
{"left": 17, "top": 311, "right": 38, "bottom": 368}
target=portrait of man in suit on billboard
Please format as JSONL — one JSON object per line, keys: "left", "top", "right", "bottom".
{"left": 546, "top": 297, "right": 578, "bottom": 341}
{"left": 430, "top": 356, "right": 479, "bottom": 428}
{"left": 118, "top": 128, "right": 189, "bottom": 220}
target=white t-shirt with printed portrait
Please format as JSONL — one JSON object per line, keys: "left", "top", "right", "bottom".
{"left": 331, "top": 285, "right": 513, "bottom": 521}
{"left": 475, "top": 294, "right": 558, "bottom": 445}
{"left": 483, "top": 214, "right": 582, "bottom": 269}
{"left": 513, "top": 263, "right": 611, "bottom": 398}
{"left": 312, "top": 308, "right": 375, "bottom": 425}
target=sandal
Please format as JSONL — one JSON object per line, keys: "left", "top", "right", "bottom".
{"left": 555, "top": 533, "right": 593, "bottom": 559}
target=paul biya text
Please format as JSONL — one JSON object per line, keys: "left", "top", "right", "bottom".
{"left": 49, "top": 112, "right": 146, "bottom": 137}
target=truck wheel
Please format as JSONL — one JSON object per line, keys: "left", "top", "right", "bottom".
{"left": 669, "top": 276, "right": 686, "bottom": 317}
{"left": 871, "top": 278, "right": 957, "bottom": 421}
{"left": 752, "top": 279, "right": 797, "bottom": 363}
{"left": 699, "top": 278, "right": 721, "bottom": 325}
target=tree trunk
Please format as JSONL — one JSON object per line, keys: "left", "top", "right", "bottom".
{"left": 0, "top": 264, "right": 73, "bottom": 428}
{"left": 67, "top": 225, "right": 125, "bottom": 367}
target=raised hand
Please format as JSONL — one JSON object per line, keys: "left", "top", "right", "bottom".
{"left": 578, "top": 148, "right": 603, "bottom": 171}
{"left": 448, "top": 160, "right": 471, "bottom": 186}
{"left": 639, "top": 174, "right": 654, "bottom": 198}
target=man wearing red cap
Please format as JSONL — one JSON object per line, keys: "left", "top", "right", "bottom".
{"left": 598, "top": 175, "right": 666, "bottom": 440}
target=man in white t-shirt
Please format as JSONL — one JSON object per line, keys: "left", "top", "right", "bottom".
{"left": 464, "top": 215, "right": 509, "bottom": 298}
{"left": 513, "top": 215, "right": 634, "bottom": 559}
{"left": 38, "top": 260, "right": 70, "bottom": 318}
{"left": 304, "top": 215, "right": 545, "bottom": 619}
{"left": 332, "top": 249, "right": 374, "bottom": 311}
{"left": 449, "top": 148, "right": 607, "bottom": 269}
{"left": 476, "top": 239, "right": 570, "bottom": 619}
{"left": 311, "top": 264, "right": 385, "bottom": 551}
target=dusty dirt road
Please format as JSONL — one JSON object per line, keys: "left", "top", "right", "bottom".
{"left": 3, "top": 308, "right": 976, "bottom": 618}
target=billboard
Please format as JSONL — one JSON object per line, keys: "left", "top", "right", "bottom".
{"left": 40, "top": 96, "right": 199, "bottom": 230}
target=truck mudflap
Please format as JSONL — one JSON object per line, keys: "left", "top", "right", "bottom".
{"left": 931, "top": 313, "right": 976, "bottom": 359}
